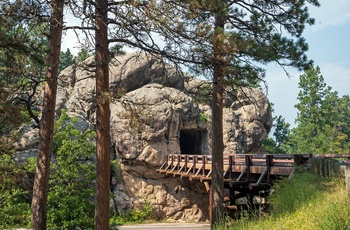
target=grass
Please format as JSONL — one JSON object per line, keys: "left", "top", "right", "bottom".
{"left": 109, "top": 199, "right": 156, "bottom": 228}
{"left": 217, "top": 170, "right": 350, "bottom": 230}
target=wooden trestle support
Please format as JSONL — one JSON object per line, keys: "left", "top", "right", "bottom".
{"left": 156, "top": 153, "right": 350, "bottom": 218}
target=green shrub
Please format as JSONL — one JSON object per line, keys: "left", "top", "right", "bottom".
{"left": 198, "top": 112, "right": 209, "bottom": 122}
{"left": 45, "top": 110, "right": 96, "bottom": 229}
{"left": 109, "top": 199, "right": 154, "bottom": 227}
{"left": 0, "top": 154, "right": 30, "bottom": 229}
{"left": 0, "top": 111, "right": 97, "bottom": 229}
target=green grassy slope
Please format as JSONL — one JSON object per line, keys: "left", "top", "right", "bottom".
{"left": 219, "top": 170, "right": 350, "bottom": 230}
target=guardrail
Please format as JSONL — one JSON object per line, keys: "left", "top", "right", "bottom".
{"left": 157, "top": 153, "right": 350, "bottom": 190}
{"left": 158, "top": 154, "right": 308, "bottom": 177}
{"left": 157, "top": 153, "right": 350, "bottom": 213}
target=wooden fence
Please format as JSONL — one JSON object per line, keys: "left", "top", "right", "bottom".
{"left": 308, "top": 154, "right": 350, "bottom": 200}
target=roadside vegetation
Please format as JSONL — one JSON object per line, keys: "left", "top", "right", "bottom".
{"left": 0, "top": 111, "right": 155, "bottom": 229}
{"left": 109, "top": 200, "right": 155, "bottom": 228}
{"left": 264, "top": 66, "right": 350, "bottom": 155}
{"left": 217, "top": 170, "right": 350, "bottom": 230}
{"left": 1, "top": 1, "right": 349, "bottom": 228}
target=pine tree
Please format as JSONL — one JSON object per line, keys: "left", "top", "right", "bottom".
{"left": 31, "top": 0, "right": 64, "bottom": 228}
{"left": 63, "top": 0, "right": 320, "bottom": 226}
{"left": 154, "top": 2, "right": 320, "bottom": 226}
{"left": 292, "top": 66, "right": 350, "bottom": 153}
{"left": 264, "top": 115, "right": 291, "bottom": 154}
{"left": 94, "top": 0, "right": 110, "bottom": 228}
{"left": 76, "top": 48, "right": 92, "bottom": 63}
{"left": 59, "top": 48, "right": 74, "bottom": 72}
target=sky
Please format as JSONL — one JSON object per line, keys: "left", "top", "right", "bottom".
{"left": 62, "top": 0, "right": 350, "bottom": 128}
{"left": 264, "top": 0, "right": 350, "bottom": 127}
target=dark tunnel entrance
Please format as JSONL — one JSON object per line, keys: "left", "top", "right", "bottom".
{"left": 180, "top": 129, "right": 209, "bottom": 155}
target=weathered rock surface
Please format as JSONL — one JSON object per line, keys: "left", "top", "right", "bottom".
{"left": 14, "top": 52, "right": 272, "bottom": 222}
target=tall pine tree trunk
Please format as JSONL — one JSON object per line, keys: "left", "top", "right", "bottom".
{"left": 210, "top": 10, "right": 225, "bottom": 229}
{"left": 31, "top": 0, "right": 64, "bottom": 229}
{"left": 94, "top": 0, "right": 111, "bottom": 228}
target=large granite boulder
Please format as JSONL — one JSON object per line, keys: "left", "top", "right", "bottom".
{"left": 14, "top": 52, "right": 272, "bottom": 222}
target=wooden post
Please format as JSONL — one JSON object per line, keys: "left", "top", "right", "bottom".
{"left": 322, "top": 159, "right": 327, "bottom": 177}
{"left": 245, "top": 155, "right": 252, "bottom": 181}
{"left": 294, "top": 154, "right": 302, "bottom": 166}
{"left": 193, "top": 156, "right": 197, "bottom": 174}
{"left": 203, "top": 156, "right": 207, "bottom": 176}
{"left": 209, "top": 184, "right": 213, "bottom": 228}
{"left": 346, "top": 165, "right": 350, "bottom": 202}
{"left": 228, "top": 155, "right": 233, "bottom": 179}
{"left": 266, "top": 155, "right": 273, "bottom": 183}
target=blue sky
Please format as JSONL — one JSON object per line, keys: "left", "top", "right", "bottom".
{"left": 62, "top": 0, "right": 350, "bottom": 128}
{"left": 265, "top": 0, "right": 350, "bottom": 127}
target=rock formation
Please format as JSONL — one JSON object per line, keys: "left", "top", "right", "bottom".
{"left": 15, "top": 52, "right": 272, "bottom": 222}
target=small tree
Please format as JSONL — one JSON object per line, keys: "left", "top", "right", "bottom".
{"left": 264, "top": 115, "right": 291, "bottom": 154}
{"left": 59, "top": 48, "right": 74, "bottom": 72}
{"left": 47, "top": 111, "right": 96, "bottom": 229}
{"left": 156, "top": 1, "right": 319, "bottom": 226}
{"left": 76, "top": 48, "right": 92, "bottom": 63}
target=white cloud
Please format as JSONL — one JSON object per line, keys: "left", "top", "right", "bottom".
{"left": 309, "top": 0, "right": 350, "bottom": 31}
{"left": 264, "top": 61, "right": 350, "bottom": 127}
{"left": 257, "top": 1, "right": 350, "bottom": 128}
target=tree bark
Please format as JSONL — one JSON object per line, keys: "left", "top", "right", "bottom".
{"left": 210, "top": 11, "right": 225, "bottom": 229}
{"left": 31, "top": 0, "right": 64, "bottom": 229}
{"left": 94, "top": 0, "right": 111, "bottom": 228}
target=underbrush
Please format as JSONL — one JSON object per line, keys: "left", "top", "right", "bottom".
{"left": 109, "top": 200, "right": 155, "bottom": 228}
{"left": 218, "top": 170, "right": 350, "bottom": 230}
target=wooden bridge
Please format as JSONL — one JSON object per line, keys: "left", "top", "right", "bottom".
{"left": 157, "top": 153, "right": 350, "bottom": 215}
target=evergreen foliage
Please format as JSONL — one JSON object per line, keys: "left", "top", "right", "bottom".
{"left": 289, "top": 66, "right": 350, "bottom": 153}
{"left": 110, "top": 44, "right": 126, "bottom": 57}
{"left": 0, "top": 6, "right": 48, "bottom": 127}
{"left": 0, "top": 18, "right": 47, "bottom": 85}
{"left": 59, "top": 48, "right": 74, "bottom": 72}
{"left": 264, "top": 115, "right": 290, "bottom": 154}
{"left": 76, "top": 48, "right": 92, "bottom": 63}
{"left": 0, "top": 84, "right": 26, "bottom": 136}
{"left": 0, "top": 153, "right": 31, "bottom": 229}
{"left": 0, "top": 111, "right": 97, "bottom": 229}
{"left": 141, "top": 0, "right": 319, "bottom": 85}
{"left": 266, "top": 66, "right": 350, "bottom": 154}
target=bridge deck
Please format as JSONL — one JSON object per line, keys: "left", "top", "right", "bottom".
{"left": 157, "top": 153, "right": 350, "bottom": 218}
{"left": 157, "top": 153, "right": 350, "bottom": 189}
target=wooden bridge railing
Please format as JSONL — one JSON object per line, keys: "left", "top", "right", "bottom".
{"left": 158, "top": 154, "right": 310, "bottom": 178}
{"left": 157, "top": 153, "right": 350, "bottom": 190}
{"left": 157, "top": 153, "right": 350, "bottom": 214}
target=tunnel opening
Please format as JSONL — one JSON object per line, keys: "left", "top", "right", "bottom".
{"left": 180, "top": 129, "right": 209, "bottom": 155}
